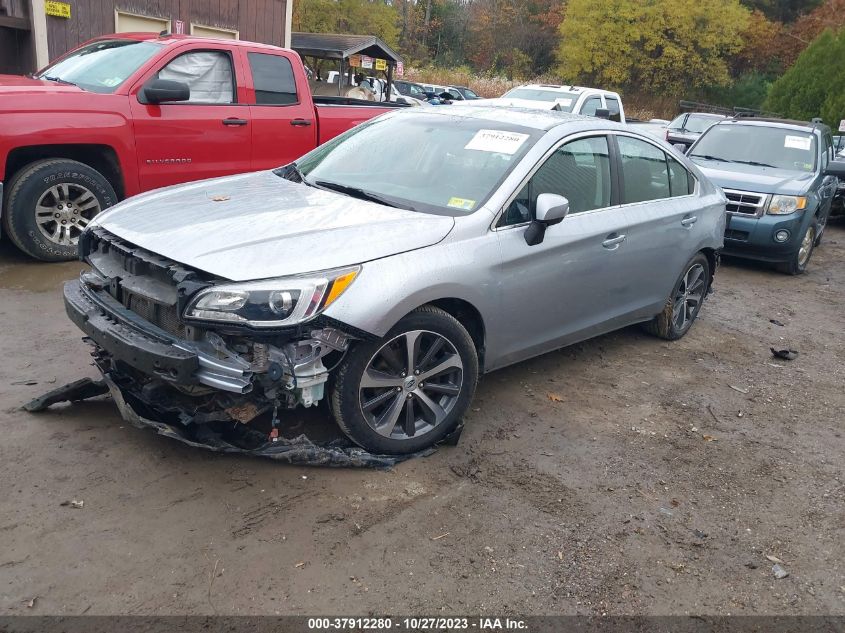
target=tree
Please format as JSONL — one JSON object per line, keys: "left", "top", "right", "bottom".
{"left": 556, "top": 0, "right": 751, "bottom": 96}
{"left": 766, "top": 28, "right": 845, "bottom": 126}
{"left": 293, "top": 0, "right": 400, "bottom": 47}
{"left": 740, "top": 0, "right": 821, "bottom": 22}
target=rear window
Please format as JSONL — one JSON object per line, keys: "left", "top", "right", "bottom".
{"left": 248, "top": 52, "right": 298, "bottom": 105}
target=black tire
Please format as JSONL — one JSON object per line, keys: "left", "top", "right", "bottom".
{"left": 330, "top": 306, "right": 479, "bottom": 454}
{"left": 643, "top": 252, "right": 710, "bottom": 341}
{"left": 3, "top": 159, "right": 117, "bottom": 262}
{"left": 777, "top": 218, "right": 817, "bottom": 275}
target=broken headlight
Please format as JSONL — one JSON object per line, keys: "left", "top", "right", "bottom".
{"left": 185, "top": 266, "right": 360, "bottom": 328}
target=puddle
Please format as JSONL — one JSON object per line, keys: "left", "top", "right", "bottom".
{"left": 0, "top": 243, "right": 85, "bottom": 293}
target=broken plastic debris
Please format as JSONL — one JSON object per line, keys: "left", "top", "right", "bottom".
{"left": 772, "top": 564, "right": 789, "bottom": 579}
{"left": 769, "top": 319, "right": 785, "bottom": 327}
{"left": 60, "top": 499, "right": 84, "bottom": 509}
{"left": 728, "top": 385, "right": 749, "bottom": 394}
{"left": 547, "top": 393, "right": 564, "bottom": 402}
{"left": 770, "top": 348, "right": 798, "bottom": 361}
{"left": 766, "top": 554, "right": 783, "bottom": 564}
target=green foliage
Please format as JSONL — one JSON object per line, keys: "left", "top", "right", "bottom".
{"left": 701, "top": 72, "right": 773, "bottom": 110}
{"left": 557, "top": 0, "right": 751, "bottom": 97}
{"left": 766, "top": 29, "right": 845, "bottom": 126}
{"left": 293, "top": 0, "right": 400, "bottom": 48}
{"left": 740, "top": 0, "right": 821, "bottom": 22}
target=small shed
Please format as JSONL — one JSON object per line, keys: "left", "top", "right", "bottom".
{"left": 291, "top": 32, "right": 403, "bottom": 100}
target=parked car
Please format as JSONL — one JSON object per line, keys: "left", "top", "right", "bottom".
{"left": 394, "top": 80, "right": 429, "bottom": 101}
{"left": 0, "top": 33, "right": 402, "bottom": 261}
{"left": 422, "top": 84, "right": 463, "bottom": 101}
{"left": 665, "top": 112, "right": 726, "bottom": 150}
{"left": 628, "top": 119, "right": 670, "bottom": 140}
{"left": 64, "top": 107, "right": 724, "bottom": 455}
{"left": 449, "top": 85, "right": 481, "bottom": 100}
{"left": 458, "top": 84, "right": 626, "bottom": 122}
{"left": 688, "top": 117, "right": 845, "bottom": 274}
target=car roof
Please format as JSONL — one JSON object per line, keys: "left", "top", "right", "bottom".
{"left": 687, "top": 112, "right": 726, "bottom": 120}
{"left": 412, "top": 104, "right": 628, "bottom": 132}
{"left": 512, "top": 84, "right": 618, "bottom": 96}
{"left": 716, "top": 117, "right": 829, "bottom": 134}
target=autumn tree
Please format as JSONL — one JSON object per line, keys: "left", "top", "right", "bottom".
{"left": 556, "top": 0, "right": 751, "bottom": 96}
{"left": 293, "top": 0, "right": 400, "bottom": 47}
{"left": 767, "top": 28, "right": 845, "bottom": 126}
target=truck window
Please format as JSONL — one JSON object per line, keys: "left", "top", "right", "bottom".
{"left": 605, "top": 96, "right": 621, "bottom": 122}
{"left": 158, "top": 51, "right": 234, "bottom": 104}
{"left": 248, "top": 52, "right": 299, "bottom": 105}
{"left": 581, "top": 96, "right": 602, "bottom": 117}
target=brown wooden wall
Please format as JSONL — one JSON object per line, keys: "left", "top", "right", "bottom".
{"left": 0, "top": 0, "right": 32, "bottom": 74}
{"left": 45, "top": 0, "right": 288, "bottom": 60}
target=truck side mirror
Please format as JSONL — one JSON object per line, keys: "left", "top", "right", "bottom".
{"left": 140, "top": 78, "right": 190, "bottom": 105}
{"left": 525, "top": 194, "right": 570, "bottom": 246}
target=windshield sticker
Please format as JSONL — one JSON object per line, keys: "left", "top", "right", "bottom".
{"left": 465, "top": 129, "right": 530, "bottom": 155}
{"left": 447, "top": 197, "right": 476, "bottom": 211}
{"left": 784, "top": 135, "right": 812, "bottom": 151}
{"left": 554, "top": 98, "right": 573, "bottom": 107}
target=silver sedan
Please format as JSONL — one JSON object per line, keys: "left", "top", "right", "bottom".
{"left": 65, "top": 106, "right": 726, "bottom": 454}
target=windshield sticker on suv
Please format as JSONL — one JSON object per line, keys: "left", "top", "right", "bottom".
{"left": 465, "top": 130, "right": 530, "bottom": 155}
{"left": 447, "top": 197, "right": 476, "bottom": 211}
{"left": 784, "top": 135, "right": 812, "bottom": 151}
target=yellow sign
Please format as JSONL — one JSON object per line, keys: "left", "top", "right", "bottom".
{"left": 45, "top": 1, "right": 71, "bottom": 18}
{"left": 375, "top": 59, "right": 387, "bottom": 71}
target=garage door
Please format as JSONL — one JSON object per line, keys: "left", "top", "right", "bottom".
{"left": 190, "top": 24, "right": 238, "bottom": 40}
{"left": 115, "top": 11, "right": 169, "bottom": 33}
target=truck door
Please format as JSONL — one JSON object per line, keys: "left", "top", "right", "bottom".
{"left": 245, "top": 50, "right": 318, "bottom": 170}
{"left": 129, "top": 46, "right": 252, "bottom": 191}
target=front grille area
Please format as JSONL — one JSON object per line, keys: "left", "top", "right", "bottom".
{"left": 84, "top": 228, "right": 207, "bottom": 339}
{"left": 723, "top": 189, "right": 767, "bottom": 216}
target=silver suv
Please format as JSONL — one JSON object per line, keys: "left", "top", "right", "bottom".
{"left": 64, "top": 107, "right": 726, "bottom": 454}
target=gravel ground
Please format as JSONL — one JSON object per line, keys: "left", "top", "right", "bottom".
{"left": 0, "top": 226, "right": 843, "bottom": 616}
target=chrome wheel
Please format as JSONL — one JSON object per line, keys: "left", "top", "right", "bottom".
{"left": 672, "top": 263, "right": 706, "bottom": 332}
{"left": 359, "top": 329, "right": 464, "bottom": 440}
{"left": 798, "top": 225, "right": 815, "bottom": 266}
{"left": 34, "top": 183, "right": 100, "bottom": 246}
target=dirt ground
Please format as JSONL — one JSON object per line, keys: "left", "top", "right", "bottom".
{"left": 0, "top": 226, "right": 843, "bottom": 617}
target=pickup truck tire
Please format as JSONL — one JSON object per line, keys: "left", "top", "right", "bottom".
{"left": 330, "top": 306, "right": 478, "bottom": 455}
{"left": 777, "top": 219, "right": 817, "bottom": 275}
{"left": 3, "top": 159, "right": 117, "bottom": 262}
{"left": 643, "top": 252, "right": 710, "bottom": 341}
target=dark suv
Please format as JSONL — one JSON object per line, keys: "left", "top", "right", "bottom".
{"left": 688, "top": 118, "right": 845, "bottom": 274}
{"left": 666, "top": 112, "right": 726, "bottom": 150}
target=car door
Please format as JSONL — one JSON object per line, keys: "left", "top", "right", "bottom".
{"left": 819, "top": 131, "right": 837, "bottom": 218}
{"left": 612, "top": 133, "right": 703, "bottom": 312}
{"left": 493, "top": 134, "right": 635, "bottom": 365}
{"left": 245, "top": 50, "right": 318, "bottom": 170}
{"left": 129, "top": 45, "right": 252, "bottom": 191}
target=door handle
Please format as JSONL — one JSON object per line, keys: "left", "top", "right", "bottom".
{"left": 681, "top": 215, "right": 698, "bottom": 227}
{"left": 222, "top": 118, "right": 248, "bottom": 126}
{"left": 602, "top": 233, "right": 626, "bottom": 249}
{"left": 291, "top": 118, "right": 313, "bottom": 127}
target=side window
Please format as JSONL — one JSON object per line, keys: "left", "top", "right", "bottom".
{"left": 157, "top": 51, "right": 234, "bottom": 104}
{"left": 501, "top": 136, "right": 612, "bottom": 226}
{"left": 667, "top": 155, "right": 693, "bottom": 197}
{"left": 581, "top": 96, "right": 602, "bottom": 117}
{"left": 822, "top": 133, "right": 833, "bottom": 167}
{"left": 605, "top": 96, "right": 621, "bottom": 123}
{"left": 618, "top": 136, "right": 671, "bottom": 204}
{"left": 248, "top": 52, "right": 298, "bottom": 105}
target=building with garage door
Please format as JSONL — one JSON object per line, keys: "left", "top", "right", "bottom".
{"left": 0, "top": 0, "right": 292, "bottom": 75}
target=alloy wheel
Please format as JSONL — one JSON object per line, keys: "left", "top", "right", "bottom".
{"left": 359, "top": 330, "right": 464, "bottom": 440}
{"left": 35, "top": 183, "right": 101, "bottom": 246}
{"left": 798, "top": 226, "right": 815, "bottom": 266}
{"left": 672, "top": 263, "right": 706, "bottom": 332}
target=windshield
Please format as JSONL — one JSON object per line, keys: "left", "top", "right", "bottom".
{"left": 36, "top": 39, "right": 161, "bottom": 93}
{"left": 503, "top": 88, "right": 577, "bottom": 110}
{"left": 294, "top": 112, "right": 540, "bottom": 216}
{"left": 691, "top": 124, "right": 817, "bottom": 172}
{"left": 685, "top": 115, "right": 722, "bottom": 134}
{"left": 462, "top": 88, "right": 480, "bottom": 99}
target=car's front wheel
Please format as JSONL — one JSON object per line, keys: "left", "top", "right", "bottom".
{"left": 330, "top": 306, "right": 479, "bottom": 454}
{"left": 644, "top": 252, "right": 710, "bottom": 341}
{"left": 777, "top": 218, "right": 817, "bottom": 275}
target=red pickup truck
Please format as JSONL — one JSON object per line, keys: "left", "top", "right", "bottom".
{"left": 0, "top": 33, "right": 400, "bottom": 261}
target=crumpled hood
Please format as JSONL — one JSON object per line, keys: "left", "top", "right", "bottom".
{"left": 692, "top": 159, "right": 815, "bottom": 196}
{"left": 91, "top": 171, "right": 455, "bottom": 281}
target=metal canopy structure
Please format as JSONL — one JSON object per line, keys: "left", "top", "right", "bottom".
{"left": 291, "top": 32, "right": 402, "bottom": 64}
{"left": 292, "top": 32, "right": 403, "bottom": 102}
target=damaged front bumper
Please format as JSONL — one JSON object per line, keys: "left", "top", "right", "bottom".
{"left": 65, "top": 278, "right": 253, "bottom": 393}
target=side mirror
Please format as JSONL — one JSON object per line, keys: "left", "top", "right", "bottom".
{"left": 525, "top": 194, "right": 569, "bottom": 246}
{"left": 594, "top": 108, "right": 611, "bottom": 120}
{"left": 673, "top": 143, "right": 688, "bottom": 154}
{"left": 140, "top": 78, "right": 190, "bottom": 104}
{"left": 824, "top": 160, "right": 845, "bottom": 178}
